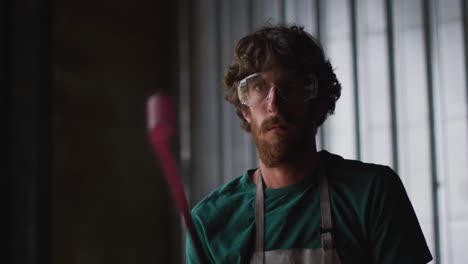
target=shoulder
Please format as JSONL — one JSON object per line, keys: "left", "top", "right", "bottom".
{"left": 320, "top": 152, "right": 435, "bottom": 263}
{"left": 320, "top": 150, "right": 401, "bottom": 186}
{"left": 191, "top": 171, "right": 255, "bottom": 226}
{"left": 320, "top": 150, "right": 404, "bottom": 205}
{"left": 321, "top": 150, "right": 393, "bottom": 179}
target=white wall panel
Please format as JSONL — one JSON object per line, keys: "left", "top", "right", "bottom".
{"left": 433, "top": 0, "right": 468, "bottom": 262}
{"left": 393, "top": 0, "right": 435, "bottom": 257}
{"left": 323, "top": 0, "right": 357, "bottom": 160}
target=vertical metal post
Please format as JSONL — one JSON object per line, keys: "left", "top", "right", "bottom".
{"left": 385, "top": 0, "right": 400, "bottom": 173}
{"left": 280, "top": 0, "right": 287, "bottom": 23}
{"left": 215, "top": 0, "right": 225, "bottom": 183}
{"left": 248, "top": 0, "right": 259, "bottom": 168}
{"left": 462, "top": 0, "right": 468, "bottom": 131}
{"left": 350, "top": 0, "right": 362, "bottom": 160}
{"left": 422, "top": 0, "right": 442, "bottom": 262}
{"left": 316, "top": 0, "right": 327, "bottom": 149}
{"left": 248, "top": 0, "right": 254, "bottom": 31}
{"left": 315, "top": 0, "right": 325, "bottom": 49}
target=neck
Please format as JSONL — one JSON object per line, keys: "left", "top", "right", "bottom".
{"left": 255, "top": 149, "right": 320, "bottom": 188}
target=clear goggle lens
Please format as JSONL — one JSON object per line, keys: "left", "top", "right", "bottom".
{"left": 237, "top": 72, "right": 318, "bottom": 107}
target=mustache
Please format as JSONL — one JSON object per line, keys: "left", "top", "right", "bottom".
{"left": 260, "top": 115, "right": 294, "bottom": 132}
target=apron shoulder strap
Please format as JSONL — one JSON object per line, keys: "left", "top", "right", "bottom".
{"left": 318, "top": 168, "right": 338, "bottom": 263}
{"left": 255, "top": 170, "right": 265, "bottom": 263}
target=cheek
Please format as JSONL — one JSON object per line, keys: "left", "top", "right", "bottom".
{"left": 249, "top": 114, "right": 266, "bottom": 135}
{"left": 289, "top": 104, "right": 310, "bottom": 120}
{"left": 250, "top": 115, "right": 262, "bottom": 131}
{"left": 244, "top": 108, "right": 268, "bottom": 127}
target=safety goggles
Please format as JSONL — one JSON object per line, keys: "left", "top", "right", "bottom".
{"left": 237, "top": 71, "right": 318, "bottom": 107}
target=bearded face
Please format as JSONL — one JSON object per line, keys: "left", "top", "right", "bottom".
{"left": 239, "top": 68, "right": 322, "bottom": 167}
{"left": 249, "top": 108, "right": 316, "bottom": 167}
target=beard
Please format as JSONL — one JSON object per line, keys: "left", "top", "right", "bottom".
{"left": 251, "top": 113, "right": 316, "bottom": 167}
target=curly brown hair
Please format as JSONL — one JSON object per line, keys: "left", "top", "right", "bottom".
{"left": 223, "top": 24, "right": 341, "bottom": 132}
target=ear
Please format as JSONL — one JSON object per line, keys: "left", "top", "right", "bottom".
{"left": 241, "top": 108, "right": 252, "bottom": 124}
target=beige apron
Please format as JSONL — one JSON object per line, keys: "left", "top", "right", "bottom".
{"left": 250, "top": 169, "right": 342, "bottom": 264}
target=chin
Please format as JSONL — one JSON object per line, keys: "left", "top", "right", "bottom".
{"left": 258, "top": 141, "right": 306, "bottom": 167}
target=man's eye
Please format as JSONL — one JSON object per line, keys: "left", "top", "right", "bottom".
{"left": 254, "top": 85, "right": 263, "bottom": 92}
{"left": 251, "top": 82, "right": 267, "bottom": 92}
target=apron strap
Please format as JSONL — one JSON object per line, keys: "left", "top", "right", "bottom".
{"left": 318, "top": 168, "right": 336, "bottom": 263}
{"left": 255, "top": 170, "right": 265, "bottom": 263}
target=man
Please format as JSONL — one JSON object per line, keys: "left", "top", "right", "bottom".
{"left": 186, "top": 24, "right": 432, "bottom": 264}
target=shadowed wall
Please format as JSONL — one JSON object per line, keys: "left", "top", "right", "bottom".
{"left": 53, "top": 0, "right": 181, "bottom": 263}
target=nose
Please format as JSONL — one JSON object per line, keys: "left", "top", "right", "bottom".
{"left": 266, "top": 86, "right": 279, "bottom": 114}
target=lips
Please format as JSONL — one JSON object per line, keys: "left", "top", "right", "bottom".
{"left": 263, "top": 122, "right": 294, "bottom": 135}
{"left": 268, "top": 124, "right": 288, "bottom": 130}
{"left": 260, "top": 115, "right": 296, "bottom": 135}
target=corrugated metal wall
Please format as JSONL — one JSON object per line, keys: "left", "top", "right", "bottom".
{"left": 178, "top": 0, "right": 468, "bottom": 263}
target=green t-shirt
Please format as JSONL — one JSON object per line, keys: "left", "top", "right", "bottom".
{"left": 186, "top": 151, "right": 432, "bottom": 263}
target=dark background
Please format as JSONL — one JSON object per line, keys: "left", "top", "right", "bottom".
{"left": 6, "top": 0, "right": 182, "bottom": 263}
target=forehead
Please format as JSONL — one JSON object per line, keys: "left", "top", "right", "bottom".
{"left": 256, "top": 69, "right": 303, "bottom": 82}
